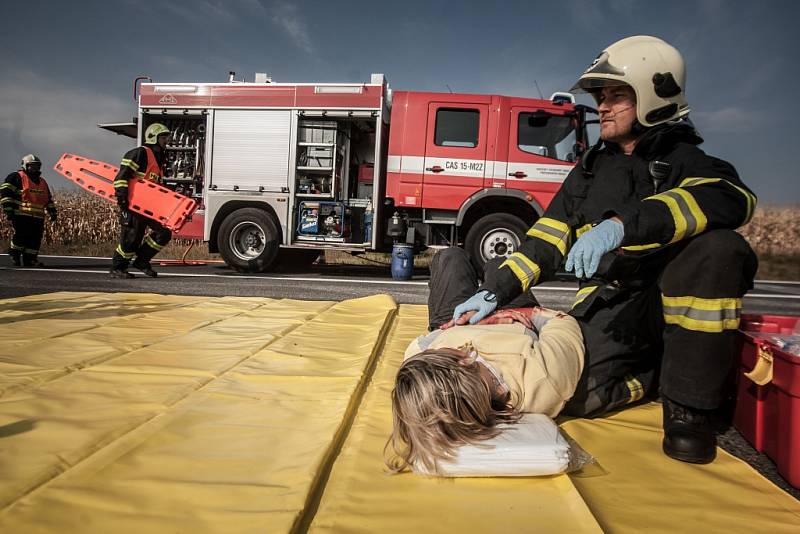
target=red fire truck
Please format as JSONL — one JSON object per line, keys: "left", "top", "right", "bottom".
{"left": 98, "top": 73, "right": 595, "bottom": 272}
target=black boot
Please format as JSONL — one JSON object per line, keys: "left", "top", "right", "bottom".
{"left": 132, "top": 259, "right": 157, "bottom": 278}
{"left": 662, "top": 397, "right": 717, "bottom": 464}
{"left": 110, "top": 267, "right": 134, "bottom": 279}
{"left": 10, "top": 254, "right": 21, "bottom": 267}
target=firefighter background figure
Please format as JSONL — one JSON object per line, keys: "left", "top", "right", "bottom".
{"left": 452, "top": 35, "right": 759, "bottom": 464}
{"left": 110, "top": 123, "right": 172, "bottom": 278}
{"left": 1, "top": 154, "right": 57, "bottom": 267}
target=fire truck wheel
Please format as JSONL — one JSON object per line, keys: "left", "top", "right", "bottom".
{"left": 218, "top": 208, "right": 280, "bottom": 272}
{"left": 464, "top": 213, "right": 529, "bottom": 271}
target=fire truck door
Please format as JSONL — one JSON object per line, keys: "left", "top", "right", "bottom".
{"left": 506, "top": 106, "right": 575, "bottom": 206}
{"left": 421, "top": 103, "right": 489, "bottom": 209}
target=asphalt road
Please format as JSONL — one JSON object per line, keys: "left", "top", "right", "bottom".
{"left": 0, "top": 254, "right": 798, "bottom": 316}
{"left": 1, "top": 253, "right": 799, "bottom": 498}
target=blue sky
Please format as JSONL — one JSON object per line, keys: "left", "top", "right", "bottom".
{"left": 1, "top": 0, "right": 798, "bottom": 204}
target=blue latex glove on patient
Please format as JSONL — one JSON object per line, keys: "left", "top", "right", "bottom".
{"left": 565, "top": 218, "right": 624, "bottom": 279}
{"left": 452, "top": 290, "right": 498, "bottom": 325}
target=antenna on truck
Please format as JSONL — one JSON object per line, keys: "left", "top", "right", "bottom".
{"left": 533, "top": 80, "right": 544, "bottom": 99}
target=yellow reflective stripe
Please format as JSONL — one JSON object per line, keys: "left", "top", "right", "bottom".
{"left": 10, "top": 241, "right": 24, "bottom": 251}
{"left": 120, "top": 158, "right": 139, "bottom": 171}
{"left": 527, "top": 217, "right": 570, "bottom": 256}
{"left": 135, "top": 171, "right": 146, "bottom": 177}
{"left": 646, "top": 187, "right": 707, "bottom": 243}
{"left": 1, "top": 197, "right": 21, "bottom": 205}
{"left": 113, "top": 180, "right": 129, "bottom": 187}
{"left": 662, "top": 295, "right": 742, "bottom": 333}
{"left": 625, "top": 374, "right": 645, "bottom": 403}
{"left": 499, "top": 252, "right": 541, "bottom": 292}
{"left": 115, "top": 245, "right": 135, "bottom": 259}
{"left": 24, "top": 247, "right": 39, "bottom": 254}
{"left": 679, "top": 177, "right": 757, "bottom": 224}
{"left": 622, "top": 243, "right": 663, "bottom": 251}
{"left": 572, "top": 284, "right": 600, "bottom": 309}
{"left": 144, "top": 235, "right": 164, "bottom": 251}
{"left": 576, "top": 223, "right": 592, "bottom": 238}
{"left": 19, "top": 205, "right": 45, "bottom": 214}
{"left": 0, "top": 182, "right": 20, "bottom": 193}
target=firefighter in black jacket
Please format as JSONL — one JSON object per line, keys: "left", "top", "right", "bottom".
{"left": 1, "top": 154, "right": 57, "bottom": 267}
{"left": 452, "top": 36, "right": 758, "bottom": 464}
{"left": 110, "top": 123, "right": 172, "bottom": 278}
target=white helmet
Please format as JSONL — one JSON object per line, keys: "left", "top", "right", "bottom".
{"left": 20, "top": 154, "right": 42, "bottom": 171}
{"left": 571, "top": 35, "right": 690, "bottom": 128}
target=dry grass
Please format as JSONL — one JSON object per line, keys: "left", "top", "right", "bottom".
{"left": 1, "top": 190, "right": 797, "bottom": 278}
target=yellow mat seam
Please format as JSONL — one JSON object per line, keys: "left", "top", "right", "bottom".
{"left": 291, "top": 308, "right": 398, "bottom": 534}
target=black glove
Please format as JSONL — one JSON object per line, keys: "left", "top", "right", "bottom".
{"left": 116, "top": 189, "right": 129, "bottom": 210}
{"left": 49, "top": 211, "right": 57, "bottom": 222}
{"left": 3, "top": 211, "right": 13, "bottom": 223}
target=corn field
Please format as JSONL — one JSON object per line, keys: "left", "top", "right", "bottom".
{"left": 1, "top": 190, "right": 798, "bottom": 276}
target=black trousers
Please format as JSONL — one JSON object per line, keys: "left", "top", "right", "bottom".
{"left": 427, "top": 248, "right": 538, "bottom": 330}
{"left": 564, "top": 230, "right": 758, "bottom": 417}
{"left": 112, "top": 210, "right": 171, "bottom": 269}
{"left": 9, "top": 215, "right": 45, "bottom": 264}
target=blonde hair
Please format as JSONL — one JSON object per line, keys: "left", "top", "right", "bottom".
{"left": 385, "top": 348, "right": 520, "bottom": 474}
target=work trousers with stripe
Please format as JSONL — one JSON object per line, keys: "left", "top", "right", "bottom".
{"left": 111, "top": 210, "right": 171, "bottom": 269}
{"left": 9, "top": 214, "right": 45, "bottom": 264}
{"left": 563, "top": 229, "right": 758, "bottom": 417}
{"left": 427, "top": 247, "right": 539, "bottom": 331}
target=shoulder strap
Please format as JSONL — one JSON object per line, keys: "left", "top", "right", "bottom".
{"left": 580, "top": 140, "right": 604, "bottom": 179}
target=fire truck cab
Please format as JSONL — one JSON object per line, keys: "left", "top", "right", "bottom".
{"left": 101, "top": 73, "right": 593, "bottom": 272}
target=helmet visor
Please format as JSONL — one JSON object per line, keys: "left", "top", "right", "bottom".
{"left": 570, "top": 51, "right": 629, "bottom": 93}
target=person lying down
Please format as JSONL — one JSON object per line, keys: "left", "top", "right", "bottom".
{"left": 385, "top": 306, "right": 585, "bottom": 474}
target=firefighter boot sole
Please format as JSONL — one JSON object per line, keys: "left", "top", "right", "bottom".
{"left": 132, "top": 261, "right": 158, "bottom": 278}
{"left": 662, "top": 437, "right": 716, "bottom": 464}
{"left": 109, "top": 269, "right": 135, "bottom": 279}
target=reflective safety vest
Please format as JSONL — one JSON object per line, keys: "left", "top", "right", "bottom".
{"left": 18, "top": 171, "right": 51, "bottom": 219}
{"left": 139, "top": 146, "right": 164, "bottom": 183}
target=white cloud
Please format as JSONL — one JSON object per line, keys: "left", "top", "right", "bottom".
{"left": 0, "top": 69, "right": 135, "bottom": 189}
{"left": 692, "top": 106, "right": 762, "bottom": 133}
{"left": 270, "top": 1, "right": 314, "bottom": 54}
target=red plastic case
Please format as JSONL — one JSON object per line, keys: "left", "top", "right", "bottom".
{"left": 734, "top": 314, "right": 800, "bottom": 488}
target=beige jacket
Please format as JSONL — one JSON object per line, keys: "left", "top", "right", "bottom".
{"left": 404, "top": 316, "right": 585, "bottom": 417}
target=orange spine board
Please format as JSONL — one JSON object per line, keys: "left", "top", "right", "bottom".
{"left": 53, "top": 153, "right": 198, "bottom": 231}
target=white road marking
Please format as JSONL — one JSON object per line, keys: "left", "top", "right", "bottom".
{"left": 0, "top": 267, "right": 430, "bottom": 286}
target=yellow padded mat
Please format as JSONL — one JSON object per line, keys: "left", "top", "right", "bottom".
{"left": 562, "top": 404, "right": 800, "bottom": 532}
{"left": 0, "top": 292, "right": 395, "bottom": 533}
{"left": 1, "top": 292, "right": 799, "bottom": 533}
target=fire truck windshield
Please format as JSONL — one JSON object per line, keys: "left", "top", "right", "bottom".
{"left": 518, "top": 112, "right": 578, "bottom": 162}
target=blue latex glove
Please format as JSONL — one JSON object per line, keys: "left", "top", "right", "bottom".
{"left": 565, "top": 218, "right": 624, "bottom": 279}
{"left": 453, "top": 290, "right": 498, "bottom": 325}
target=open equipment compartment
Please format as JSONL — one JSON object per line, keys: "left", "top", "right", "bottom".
{"left": 292, "top": 114, "right": 377, "bottom": 245}
{"left": 141, "top": 113, "right": 207, "bottom": 202}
